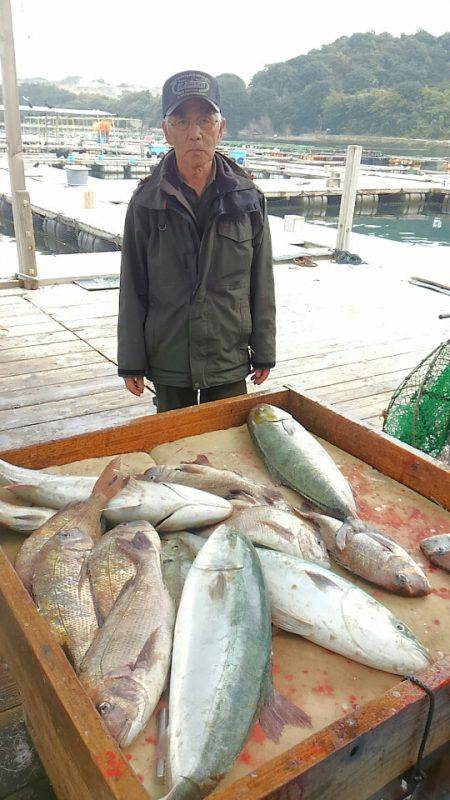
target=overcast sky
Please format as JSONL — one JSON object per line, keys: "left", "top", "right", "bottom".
{"left": 10, "top": 0, "right": 449, "bottom": 90}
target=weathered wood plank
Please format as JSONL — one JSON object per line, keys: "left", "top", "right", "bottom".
{"left": 0, "top": 551, "right": 149, "bottom": 800}
{"left": 0, "top": 341, "right": 92, "bottom": 365}
{"left": 0, "top": 389, "right": 288, "bottom": 466}
{"left": 273, "top": 352, "right": 425, "bottom": 393}
{"left": 0, "top": 402, "right": 155, "bottom": 450}
{"left": 0, "top": 388, "right": 143, "bottom": 431}
{"left": 0, "top": 655, "right": 20, "bottom": 713}
{"left": 0, "top": 331, "right": 77, "bottom": 352}
{"left": 0, "top": 321, "right": 62, "bottom": 338}
{"left": 0, "top": 361, "right": 117, "bottom": 393}
{"left": 310, "top": 369, "right": 410, "bottom": 404}
{"left": 212, "top": 660, "right": 450, "bottom": 800}
{"left": 0, "top": 373, "right": 121, "bottom": 411}
{"left": 0, "top": 351, "right": 108, "bottom": 379}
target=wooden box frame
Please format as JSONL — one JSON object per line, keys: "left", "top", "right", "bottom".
{"left": 1, "top": 387, "right": 449, "bottom": 800}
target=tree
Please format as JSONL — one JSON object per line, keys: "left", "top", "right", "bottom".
{"left": 216, "top": 74, "right": 249, "bottom": 136}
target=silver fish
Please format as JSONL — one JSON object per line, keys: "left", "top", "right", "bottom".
{"left": 301, "top": 510, "right": 430, "bottom": 597}
{"left": 161, "top": 533, "right": 201, "bottom": 609}
{"left": 257, "top": 548, "right": 431, "bottom": 674}
{"left": 163, "top": 526, "right": 310, "bottom": 800}
{"left": 0, "top": 458, "right": 232, "bottom": 531}
{"left": 248, "top": 404, "right": 357, "bottom": 521}
{"left": 0, "top": 497, "right": 54, "bottom": 532}
{"left": 198, "top": 504, "right": 329, "bottom": 564}
{"left": 144, "top": 454, "right": 287, "bottom": 506}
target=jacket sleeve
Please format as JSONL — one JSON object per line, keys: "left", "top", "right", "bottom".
{"left": 249, "top": 198, "right": 276, "bottom": 369}
{"left": 117, "top": 198, "right": 150, "bottom": 377}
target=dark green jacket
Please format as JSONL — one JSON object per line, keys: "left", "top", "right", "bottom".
{"left": 117, "top": 150, "right": 276, "bottom": 388}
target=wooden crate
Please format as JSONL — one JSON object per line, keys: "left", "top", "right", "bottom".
{"left": 0, "top": 387, "right": 449, "bottom": 800}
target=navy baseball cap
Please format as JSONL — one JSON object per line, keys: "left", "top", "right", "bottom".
{"left": 162, "top": 71, "right": 220, "bottom": 117}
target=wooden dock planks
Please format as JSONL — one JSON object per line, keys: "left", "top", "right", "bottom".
{"left": 0, "top": 269, "right": 449, "bottom": 447}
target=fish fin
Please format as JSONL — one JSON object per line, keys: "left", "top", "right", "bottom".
{"left": 183, "top": 454, "right": 213, "bottom": 467}
{"left": 208, "top": 571, "right": 227, "bottom": 599}
{"left": 117, "top": 530, "right": 159, "bottom": 563}
{"left": 281, "top": 418, "right": 298, "bottom": 437}
{"left": 176, "top": 463, "right": 207, "bottom": 475}
{"left": 4, "top": 482, "right": 39, "bottom": 492}
{"left": 259, "top": 683, "right": 311, "bottom": 743}
{"left": 363, "top": 528, "right": 398, "bottom": 551}
{"left": 265, "top": 520, "right": 295, "bottom": 542}
{"left": 226, "top": 490, "right": 259, "bottom": 506}
{"left": 272, "top": 608, "right": 315, "bottom": 637}
{"left": 133, "top": 627, "right": 162, "bottom": 671}
{"left": 335, "top": 521, "right": 353, "bottom": 551}
{"left": 303, "top": 569, "right": 337, "bottom": 591}
{"left": 92, "top": 458, "right": 129, "bottom": 502}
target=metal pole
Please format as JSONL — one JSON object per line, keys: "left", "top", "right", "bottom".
{"left": 335, "top": 144, "right": 362, "bottom": 253}
{"left": 0, "top": 0, "right": 37, "bottom": 288}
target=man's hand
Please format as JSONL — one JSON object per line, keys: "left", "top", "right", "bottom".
{"left": 124, "top": 377, "right": 145, "bottom": 397}
{"left": 250, "top": 369, "right": 270, "bottom": 386}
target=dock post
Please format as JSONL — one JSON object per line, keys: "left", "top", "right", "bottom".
{"left": 335, "top": 145, "right": 362, "bottom": 253}
{"left": 0, "top": 0, "right": 38, "bottom": 288}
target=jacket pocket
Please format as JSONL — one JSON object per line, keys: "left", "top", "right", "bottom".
{"left": 217, "top": 218, "right": 253, "bottom": 242}
{"left": 240, "top": 300, "right": 252, "bottom": 342}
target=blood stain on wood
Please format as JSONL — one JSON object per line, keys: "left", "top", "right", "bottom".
{"left": 249, "top": 724, "right": 266, "bottom": 745}
{"left": 145, "top": 735, "right": 157, "bottom": 745}
{"left": 431, "top": 587, "right": 450, "bottom": 599}
{"left": 238, "top": 747, "right": 252, "bottom": 765}
{"left": 312, "top": 684, "right": 334, "bottom": 696}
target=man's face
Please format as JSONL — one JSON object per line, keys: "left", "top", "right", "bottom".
{"left": 162, "top": 98, "right": 225, "bottom": 169}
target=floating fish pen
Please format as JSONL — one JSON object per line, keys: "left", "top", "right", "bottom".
{"left": 0, "top": 194, "right": 120, "bottom": 254}
{"left": 0, "top": 388, "right": 449, "bottom": 800}
{"left": 265, "top": 187, "right": 450, "bottom": 215}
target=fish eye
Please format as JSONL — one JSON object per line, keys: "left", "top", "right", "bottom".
{"left": 397, "top": 573, "right": 407, "bottom": 584}
{"left": 437, "top": 547, "right": 446, "bottom": 554}
{"left": 96, "top": 700, "right": 112, "bottom": 715}
{"left": 396, "top": 623, "right": 405, "bottom": 632}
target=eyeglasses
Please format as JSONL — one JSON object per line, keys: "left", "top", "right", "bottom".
{"left": 167, "top": 116, "right": 220, "bottom": 132}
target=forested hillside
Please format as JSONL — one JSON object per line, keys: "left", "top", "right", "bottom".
{"left": 2, "top": 31, "right": 449, "bottom": 139}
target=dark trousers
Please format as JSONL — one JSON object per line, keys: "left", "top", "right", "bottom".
{"left": 154, "top": 379, "right": 247, "bottom": 413}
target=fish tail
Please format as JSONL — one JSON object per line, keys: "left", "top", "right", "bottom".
{"left": 91, "top": 457, "right": 129, "bottom": 502}
{"left": 161, "top": 777, "right": 205, "bottom": 800}
{"left": 259, "top": 689, "right": 312, "bottom": 744}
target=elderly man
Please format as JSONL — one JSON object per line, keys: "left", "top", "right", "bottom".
{"left": 118, "top": 70, "right": 276, "bottom": 412}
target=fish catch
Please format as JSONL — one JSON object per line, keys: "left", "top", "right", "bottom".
{"left": 257, "top": 549, "right": 431, "bottom": 674}
{"left": 247, "top": 404, "right": 430, "bottom": 595}
{"left": 79, "top": 527, "right": 175, "bottom": 747}
{"left": 248, "top": 404, "right": 357, "bottom": 521}
{"left": 164, "top": 526, "right": 310, "bottom": 800}
{"left": 33, "top": 526, "right": 99, "bottom": 669}
{"left": 145, "top": 454, "right": 286, "bottom": 506}
{"left": 0, "top": 458, "right": 232, "bottom": 531}
{"left": 0, "top": 497, "right": 54, "bottom": 532}
{"left": 299, "top": 509, "right": 430, "bottom": 596}
{"left": 161, "top": 533, "right": 202, "bottom": 609}
{"left": 420, "top": 534, "right": 450, "bottom": 572}
{"left": 15, "top": 458, "right": 128, "bottom": 592}
{"left": 88, "top": 520, "right": 150, "bottom": 620}
{"left": 199, "top": 504, "right": 329, "bottom": 564}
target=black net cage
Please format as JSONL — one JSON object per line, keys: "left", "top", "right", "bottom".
{"left": 383, "top": 339, "right": 450, "bottom": 459}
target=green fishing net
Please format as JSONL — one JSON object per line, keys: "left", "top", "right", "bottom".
{"left": 383, "top": 339, "right": 450, "bottom": 459}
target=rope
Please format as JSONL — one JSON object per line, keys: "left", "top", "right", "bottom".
{"left": 402, "top": 675, "right": 436, "bottom": 799}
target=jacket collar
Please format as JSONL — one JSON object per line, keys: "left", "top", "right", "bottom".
{"left": 133, "top": 149, "right": 259, "bottom": 213}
